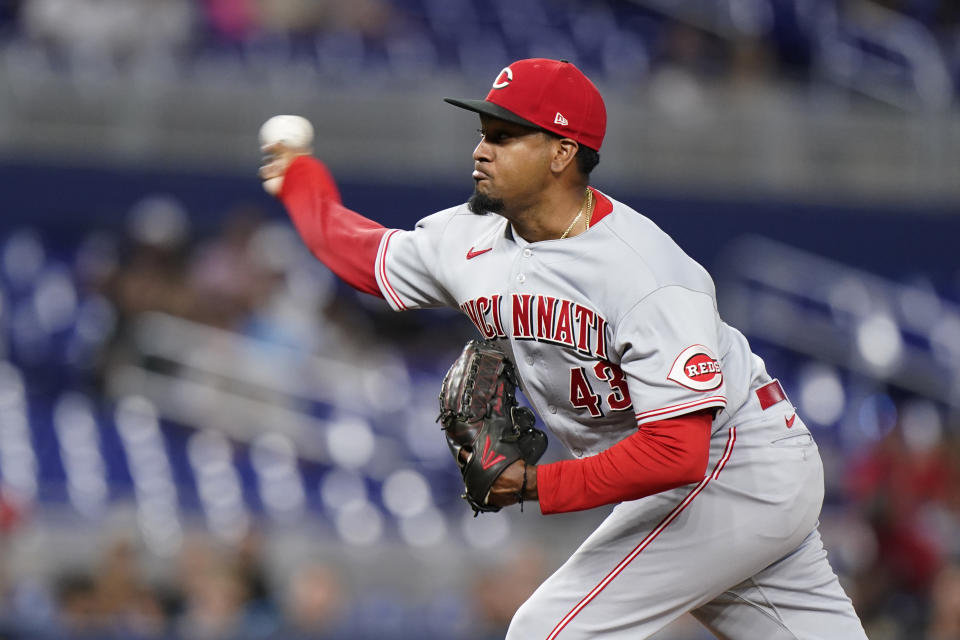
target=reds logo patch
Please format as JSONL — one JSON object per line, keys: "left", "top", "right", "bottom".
{"left": 667, "top": 345, "right": 723, "bottom": 392}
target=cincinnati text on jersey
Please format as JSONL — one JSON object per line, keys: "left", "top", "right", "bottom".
{"left": 459, "top": 294, "right": 609, "bottom": 359}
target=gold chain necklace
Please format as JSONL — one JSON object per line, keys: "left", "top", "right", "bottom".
{"left": 560, "top": 189, "right": 594, "bottom": 240}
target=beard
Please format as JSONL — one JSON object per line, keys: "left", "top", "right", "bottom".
{"left": 467, "top": 186, "right": 505, "bottom": 215}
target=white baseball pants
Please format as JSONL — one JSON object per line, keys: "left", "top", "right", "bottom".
{"left": 506, "top": 413, "right": 867, "bottom": 639}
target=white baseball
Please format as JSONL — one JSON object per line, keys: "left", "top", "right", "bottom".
{"left": 260, "top": 115, "right": 314, "bottom": 195}
{"left": 259, "top": 115, "right": 314, "bottom": 151}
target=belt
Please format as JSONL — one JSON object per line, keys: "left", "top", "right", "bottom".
{"left": 755, "top": 379, "right": 786, "bottom": 410}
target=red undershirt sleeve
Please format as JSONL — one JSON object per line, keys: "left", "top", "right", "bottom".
{"left": 537, "top": 410, "right": 713, "bottom": 515}
{"left": 279, "top": 155, "right": 388, "bottom": 297}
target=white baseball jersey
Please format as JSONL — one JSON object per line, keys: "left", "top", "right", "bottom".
{"left": 373, "top": 189, "right": 866, "bottom": 639}
{"left": 375, "top": 189, "right": 763, "bottom": 453}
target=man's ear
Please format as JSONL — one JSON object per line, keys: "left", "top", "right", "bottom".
{"left": 550, "top": 138, "right": 579, "bottom": 174}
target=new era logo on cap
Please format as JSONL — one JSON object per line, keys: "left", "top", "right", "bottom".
{"left": 443, "top": 58, "right": 607, "bottom": 151}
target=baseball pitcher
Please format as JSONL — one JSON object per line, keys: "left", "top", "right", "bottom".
{"left": 259, "top": 59, "right": 867, "bottom": 639}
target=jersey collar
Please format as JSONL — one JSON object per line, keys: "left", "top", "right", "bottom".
{"left": 587, "top": 187, "right": 613, "bottom": 228}
{"left": 505, "top": 187, "right": 613, "bottom": 244}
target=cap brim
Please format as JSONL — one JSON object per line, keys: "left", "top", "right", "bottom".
{"left": 443, "top": 98, "right": 542, "bottom": 131}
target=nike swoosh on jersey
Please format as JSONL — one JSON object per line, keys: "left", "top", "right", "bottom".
{"left": 785, "top": 411, "right": 797, "bottom": 428}
{"left": 466, "top": 246, "right": 493, "bottom": 260}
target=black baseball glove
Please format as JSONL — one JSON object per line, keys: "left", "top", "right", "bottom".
{"left": 438, "top": 340, "right": 548, "bottom": 515}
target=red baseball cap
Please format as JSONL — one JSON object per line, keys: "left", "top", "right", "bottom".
{"left": 444, "top": 58, "right": 606, "bottom": 152}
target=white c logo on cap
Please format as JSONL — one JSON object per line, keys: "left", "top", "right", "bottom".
{"left": 491, "top": 67, "right": 513, "bottom": 89}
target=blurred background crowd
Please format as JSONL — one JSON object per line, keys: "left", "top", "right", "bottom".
{"left": 1, "top": 0, "right": 959, "bottom": 102}
{"left": 0, "top": 0, "right": 959, "bottom": 639}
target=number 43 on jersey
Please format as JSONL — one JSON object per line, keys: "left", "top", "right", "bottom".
{"left": 570, "top": 361, "right": 632, "bottom": 417}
